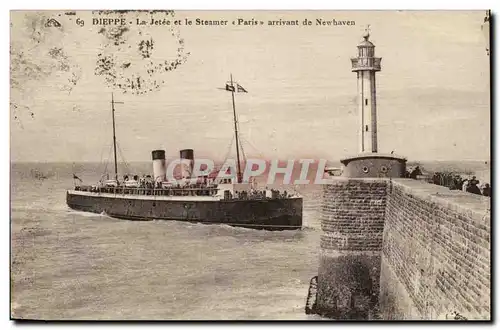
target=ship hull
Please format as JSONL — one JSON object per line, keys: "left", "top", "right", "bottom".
{"left": 66, "top": 190, "right": 302, "bottom": 230}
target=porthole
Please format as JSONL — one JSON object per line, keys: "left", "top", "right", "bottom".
{"left": 362, "top": 166, "right": 369, "bottom": 173}
{"left": 381, "top": 166, "right": 388, "bottom": 173}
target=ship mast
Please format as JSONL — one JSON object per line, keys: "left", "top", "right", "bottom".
{"left": 229, "top": 74, "right": 242, "bottom": 183}
{"left": 111, "top": 93, "right": 123, "bottom": 183}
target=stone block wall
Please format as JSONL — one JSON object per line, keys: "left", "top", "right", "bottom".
{"left": 317, "top": 178, "right": 388, "bottom": 319}
{"left": 380, "top": 179, "right": 491, "bottom": 320}
{"left": 317, "top": 178, "right": 491, "bottom": 320}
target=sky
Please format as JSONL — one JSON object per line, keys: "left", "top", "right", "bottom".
{"left": 10, "top": 10, "right": 490, "bottom": 163}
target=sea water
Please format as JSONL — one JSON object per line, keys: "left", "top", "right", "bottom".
{"left": 11, "top": 161, "right": 489, "bottom": 320}
{"left": 10, "top": 162, "right": 325, "bottom": 320}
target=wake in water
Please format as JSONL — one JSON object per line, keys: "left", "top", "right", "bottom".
{"left": 149, "top": 218, "right": 319, "bottom": 235}
{"left": 66, "top": 209, "right": 113, "bottom": 219}
{"left": 11, "top": 164, "right": 324, "bottom": 320}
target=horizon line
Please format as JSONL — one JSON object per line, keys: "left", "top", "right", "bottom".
{"left": 10, "top": 158, "right": 491, "bottom": 164}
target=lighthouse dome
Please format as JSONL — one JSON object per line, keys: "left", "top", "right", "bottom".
{"left": 358, "top": 32, "right": 374, "bottom": 47}
{"left": 358, "top": 39, "right": 374, "bottom": 47}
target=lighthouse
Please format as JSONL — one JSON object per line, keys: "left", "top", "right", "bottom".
{"left": 351, "top": 27, "right": 381, "bottom": 153}
{"left": 333, "top": 28, "right": 406, "bottom": 178}
{"left": 314, "top": 28, "right": 408, "bottom": 321}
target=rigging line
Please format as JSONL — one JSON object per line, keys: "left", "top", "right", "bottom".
{"left": 240, "top": 141, "right": 247, "bottom": 164}
{"left": 98, "top": 98, "right": 116, "bottom": 178}
{"left": 234, "top": 117, "right": 247, "bottom": 161}
{"left": 101, "top": 144, "right": 111, "bottom": 174}
{"left": 221, "top": 135, "right": 235, "bottom": 166}
{"left": 96, "top": 142, "right": 109, "bottom": 174}
{"left": 235, "top": 115, "right": 252, "bottom": 143}
{"left": 118, "top": 143, "right": 132, "bottom": 175}
{"left": 239, "top": 135, "right": 265, "bottom": 159}
{"left": 116, "top": 142, "right": 132, "bottom": 174}
{"left": 237, "top": 129, "right": 247, "bottom": 163}
{"left": 223, "top": 135, "right": 235, "bottom": 163}
{"left": 102, "top": 143, "right": 113, "bottom": 178}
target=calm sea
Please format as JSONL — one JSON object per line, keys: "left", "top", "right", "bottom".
{"left": 10, "top": 162, "right": 325, "bottom": 320}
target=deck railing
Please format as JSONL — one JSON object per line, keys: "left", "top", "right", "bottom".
{"left": 73, "top": 185, "right": 298, "bottom": 200}
{"left": 75, "top": 186, "right": 219, "bottom": 196}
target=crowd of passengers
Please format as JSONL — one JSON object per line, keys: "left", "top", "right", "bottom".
{"left": 76, "top": 174, "right": 294, "bottom": 199}
{"left": 406, "top": 166, "right": 491, "bottom": 197}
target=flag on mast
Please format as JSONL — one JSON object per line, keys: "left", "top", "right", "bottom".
{"left": 236, "top": 84, "right": 248, "bottom": 93}
{"left": 223, "top": 82, "right": 248, "bottom": 93}
{"left": 73, "top": 174, "right": 83, "bottom": 182}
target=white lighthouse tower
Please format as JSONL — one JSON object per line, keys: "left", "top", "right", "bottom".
{"left": 351, "top": 27, "right": 382, "bottom": 153}
{"left": 326, "top": 27, "right": 406, "bottom": 178}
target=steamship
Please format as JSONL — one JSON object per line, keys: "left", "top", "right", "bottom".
{"left": 66, "top": 76, "right": 303, "bottom": 230}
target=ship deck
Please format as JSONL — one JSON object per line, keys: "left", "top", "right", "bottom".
{"left": 67, "top": 190, "right": 302, "bottom": 202}
{"left": 67, "top": 190, "right": 223, "bottom": 201}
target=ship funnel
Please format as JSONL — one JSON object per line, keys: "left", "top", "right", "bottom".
{"left": 152, "top": 149, "right": 166, "bottom": 182}
{"left": 180, "top": 149, "right": 194, "bottom": 179}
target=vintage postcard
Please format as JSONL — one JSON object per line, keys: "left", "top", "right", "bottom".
{"left": 10, "top": 10, "right": 490, "bottom": 321}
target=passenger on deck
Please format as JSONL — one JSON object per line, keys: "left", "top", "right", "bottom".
{"left": 410, "top": 166, "right": 422, "bottom": 180}
{"left": 466, "top": 180, "right": 482, "bottom": 195}
{"left": 462, "top": 179, "right": 469, "bottom": 192}
{"left": 482, "top": 183, "right": 491, "bottom": 197}
{"left": 454, "top": 175, "right": 464, "bottom": 190}
{"left": 470, "top": 176, "right": 479, "bottom": 186}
